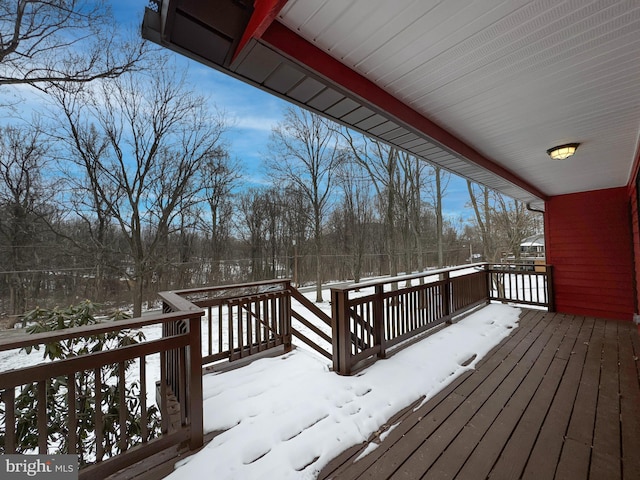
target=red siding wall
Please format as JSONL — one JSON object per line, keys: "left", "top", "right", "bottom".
{"left": 630, "top": 166, "right": 640, "bottom": 314}
{"left": 545, "top": 187, "right": 635, "bottom": 320}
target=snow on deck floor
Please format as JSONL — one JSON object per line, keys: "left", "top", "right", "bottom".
{"left": 166, "top": 304, "right": 521, "bottom": 480}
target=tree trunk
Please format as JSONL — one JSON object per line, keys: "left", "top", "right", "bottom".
{"left": 315, "top": 219, "right": 323, "bottom": 302}
{"left": 132, "top": 277, "right": 144, "bottom": 318}
{"left": 315, "top": 251, "right": 323, "bottom": 302}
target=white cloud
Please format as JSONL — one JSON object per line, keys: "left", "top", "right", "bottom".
{"left": 234, "top": 115, "right": 279, "bottom": 133}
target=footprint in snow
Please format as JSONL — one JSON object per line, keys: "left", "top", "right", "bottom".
{"left": 355, "top": 386, "right": 372, "bottom": 397}
{"left": 280, "top": 414, "right": 329, "bottom": 441}
{"left": 241, "top": 442, "right": 272, "bottom": 465}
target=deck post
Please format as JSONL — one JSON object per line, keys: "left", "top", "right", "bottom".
{"left": 546, "top": 265, "right": 555, "bottom": 312}
{"left": 442, "top": 271, "right": 451, "bottom": 319}
{"left": 374, "top": 284, "right": 386, "bottom": 359}
{"left": 162, "top": 301, "right": 179, "bottom": 405}
{"left": 484, "top": 264, "right": 492, "bottom": 303}
{"left": 282, "top": 281, "right": 293, "bottom": 352}
{"left": 331, "top": 288, "right": 352, "bottom": 375}
{"left": 188, "top": 313, "right": 204, "bottom": 450}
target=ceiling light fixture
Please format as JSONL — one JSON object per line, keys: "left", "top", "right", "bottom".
{"left": 546, "top": 143, "right": 580, "bottom": 160}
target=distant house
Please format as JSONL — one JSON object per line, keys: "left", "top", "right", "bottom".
{"left": 520, "top": 234, "right": 545, "bottom": 259}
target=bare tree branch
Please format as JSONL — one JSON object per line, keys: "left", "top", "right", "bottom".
{"left": 0, "top": 1, "right": 148, "bottom": 89}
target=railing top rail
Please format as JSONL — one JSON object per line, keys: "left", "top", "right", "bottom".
{"left": 0, "top": 335, "right": 191, "bottom": 389}
{"left": 162, "top": 278, "right": 291, "bottom": 298}
{"left": 488, "top": 263, "right": 552, "bottom": 269}
{"left": 0, "top": 310, "right": 201, "bottom": 353}
{"left": 330, "top": 263, "right": 488, "bottom": 293}
{"left": 157, "top": 290, "right": 204, "bottom": 312}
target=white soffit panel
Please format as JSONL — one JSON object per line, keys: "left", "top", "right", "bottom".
{"left": 279, "top": 0, "right": 640, "bottom": 197}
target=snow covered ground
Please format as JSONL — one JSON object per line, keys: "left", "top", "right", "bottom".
{"left": 165, "top": 303, "right": 521, "bottom": 480}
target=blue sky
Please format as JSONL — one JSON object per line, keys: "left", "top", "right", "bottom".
{"left": 112, "top": 1, "right": 474, "bottom": 223}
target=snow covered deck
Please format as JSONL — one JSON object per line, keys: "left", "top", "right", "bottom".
{"left": 320, "top": 309, "right": 640, "bottom": 480}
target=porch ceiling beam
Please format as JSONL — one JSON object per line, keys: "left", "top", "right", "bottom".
{"left": 261, "top": 20, "right": 548, "bottom": 203}
{"left": 233, "top": 0, "right": 289, "bottom": 64}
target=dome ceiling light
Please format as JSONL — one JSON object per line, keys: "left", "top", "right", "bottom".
{"left": 547, "top": 143, "right": 580, "bottom": 160}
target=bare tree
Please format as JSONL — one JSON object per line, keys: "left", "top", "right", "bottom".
{"left": 50, "top": 59, "right": 230, "bottom": 316}
{"left": 0, "top": 124, "right": 51, "bottom": 314}
{"left": 282, "top": 186, "right": 312, "bottom": 286}
{"left": 404, "top": 155, "right": 427, "bottom": 273}
{"left": 0, "top": 0, "right": 146, "bottom": 89}
{"left": 238, "top": 188, "right": 269, "bottom": 281}
{"left": 466, "top": 182, "right": 538, "bottom": 263}
{"left": 268, "top": 107, "right": 341, "bottom": 302}
{"left": 425, "top": 166, "right": 450, "bottom": 267}
{"left": 198, "top": 152, "right": 241, "bottom": 284}
{"left": 467, "top": 181, "right": 495, "bottom": 261}
{"left": 491, "top": 194, "right": 539, "bottom": 261}
{"left": 341, "top": 131, "right": 400, "bottom": 280}
{"left": 334, "top": 154, "right": 374, "bottom": 283}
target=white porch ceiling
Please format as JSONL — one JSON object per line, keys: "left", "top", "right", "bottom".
{"left": 278, "top": 0, "right": 640, "bottom": 197}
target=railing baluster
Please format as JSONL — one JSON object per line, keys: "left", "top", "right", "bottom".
{"left": 254, "top": 299, "right": 259, "bottom": 352}
{"left": 140, "top": 355, "right": 148, "bottom": 442}
{"left": 118, "top": 362, "right": 126, "bottom": 453}
{"left": 270, "top": 297, "right": 277, "bottom": 349}
{"left": 160, "top": 351, "right": 168, "bottom": 435}
{"left": 3, "top": 387, "right": 16, "bottom": 453}
{"left": 208, "top": 307, "right": 213, "bottom": 357}
{"left": 227, "top": 303, "right": 234, "bottom": 361}
{"left": 95, "top": 367, "right": 104, "bottom": 461}
{"left": 179, "top": 347, "right": 187, "bottom": 427}
{"left": 258, "top": 299, "right": 265, "bottom": 351}
{"left": 238, "top": 304, "right": 244, "bottom": 359}
{"left": 547, "top": 265, "right": 555, "bottom": 311}
{"left": 38, "top": 380, "right": 47, "bottom": 453}
{"left": 218, "top": 304, "right": 223, "bottom": 354}
{"left": 68, "top": 373, "right": 77, "bottom": 454}
{"left": 254, "top": 298, "right": 261, "bottom": 350}
{"left": 247, "top": 301, "right": 253, "bottom": 354}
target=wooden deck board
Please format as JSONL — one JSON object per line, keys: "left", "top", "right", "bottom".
{"left": 590, "top": 320, "right": 622, "bottom": 479}
{"left": 321, "top": 310, "right": 640, "bottom": 480}
{"left": 355, "top": 310, "right": 550, "bottom": 480}
{"left": 320, "top": 309, "right": 549, "bottom": 480}
{"left": 619, "top": 319, "right": 640, "bottom": 479}
{"left": 489, "top": 314, "right": 582, "bottom": 480}
{"left": 421, "top": 311, "right": 567, "bottom": 479}
{"left": 452, "top": 314, "right": 578, "bottom": 480}
{"left": 520, "top": 315, "right": 594, "bottom": 480}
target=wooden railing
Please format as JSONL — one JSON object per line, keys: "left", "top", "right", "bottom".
{"left": 487, "top": 263, "right": 554, "bottom": 310}
{"left": 331, "top": 265, "right": 489, "bottom": 375}
{"left": 159, "top": 280, "right": 295, "bottom": 368}
{"left": 0, "top": 310, "right": 204, "bottom": 479}
{"left": 330, "top": 263, "right": 553, "bottom": 375}
{"left": 159, "top": 280, "right": 332, "bottom": 367}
